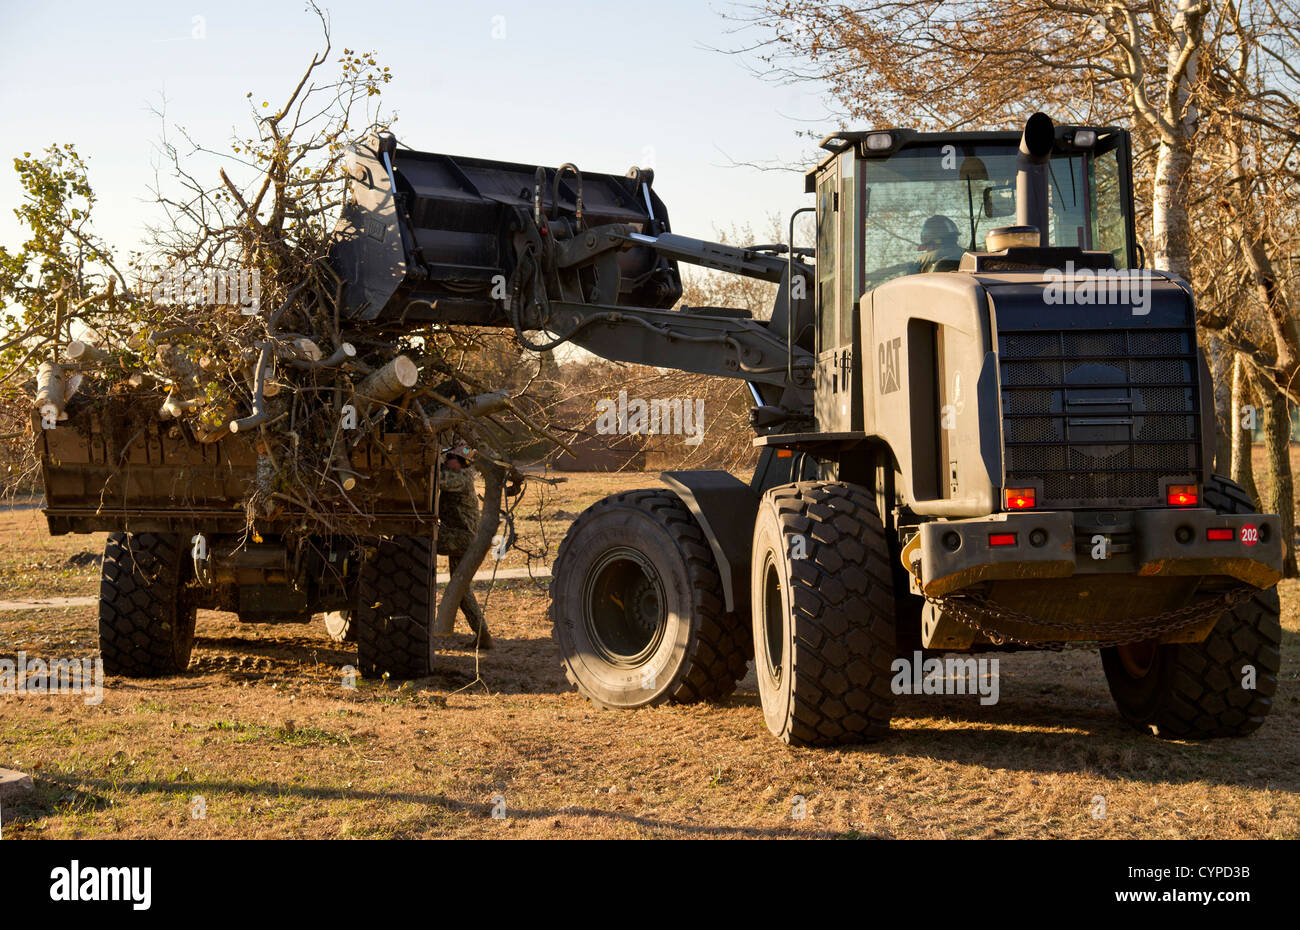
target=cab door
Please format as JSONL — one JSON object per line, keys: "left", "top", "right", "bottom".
{"left": 815, "top": 155, "right": 857, "bottom": 433}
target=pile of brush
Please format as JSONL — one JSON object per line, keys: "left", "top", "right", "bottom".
{"left": 24, "top": 268, "right": 521, "bottom": 535}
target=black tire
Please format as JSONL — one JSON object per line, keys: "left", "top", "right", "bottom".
{"left": 750, "top": 482, "right": 896, "bottom": 746}
{"left": 1101, "top": 475, "right": 1282, "bottom": 739}
{"left": 550, "top": 489, "right": 751, "bottom": 709}
{"left": 355, "top": 537, "right": 433, "bottom": 680}
{"left": 323, "top": 610, "right": 356, "bottom": 643}
{"left": 98, "top": 532, "right": 197, "bottom": 677}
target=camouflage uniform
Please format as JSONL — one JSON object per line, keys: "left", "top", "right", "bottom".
{"left": 438, "top": 463, "right": 492, "bottom": 648}
{"left": 438, "top": 466, "right": 480, "bottom": 554}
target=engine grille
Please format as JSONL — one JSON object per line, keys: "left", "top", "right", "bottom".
{"left": 998, "top": 328, "right": 1201, "bottom": 507}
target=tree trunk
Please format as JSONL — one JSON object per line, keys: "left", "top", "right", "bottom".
{"left": 1255, "top": 379, "right": 1297, "bottom": 577}
{"left": 1150, "top": 0, "right": 1201, "bottom": 284}
{"left": 1229, "top": 352, "right": 1258, "bottom": 503}
{"left": 433, "top": 457, "right": 505, "bottom": 639}
{"left": 1152, "top": 143, "right": 1196, "bottom": 283}
{"left": 1209, "top": 334, "right": 1233, "bottom": 474}
{"left": 1224, "top": 136, "right": 1300, "bottom": 405}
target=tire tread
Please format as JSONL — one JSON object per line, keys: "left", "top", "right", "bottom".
{"left": 355, "top": 536, "right": 433, "bottom": 679}
{"left": 98, "top": 532, "right": 195, "bottom": 677}
{"left": 550, "top": 489, "right": 750, "bottom": 705}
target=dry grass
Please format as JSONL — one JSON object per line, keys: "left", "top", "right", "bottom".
{"left": 0, "top": 500, "right": 108, "bottom": 599}
{"left": 0, "top": 473, "right": 1297, "bottom": 839}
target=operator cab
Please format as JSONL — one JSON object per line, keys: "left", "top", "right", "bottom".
{"left": 805, "top": 123, "right": 1140, "bottom": 434}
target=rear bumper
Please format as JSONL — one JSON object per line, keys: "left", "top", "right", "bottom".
{"left": 915, "top": 508, "right": 1283, "bottom": 598}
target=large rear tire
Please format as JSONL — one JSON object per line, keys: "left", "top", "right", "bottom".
{"left": 750, "top": 482, "right": 897, "bottom": 745}
{"left": 98, "top": 532, "right": 197, "bottom": 677}
{"left": 550, "top": 489, "right": 751, "bottom": 708}
{"left": 355, "top": 537, "right": 434, "bottom": 680}
{"left": 1101, "top": 475, "right": 1282, "bottom": 738}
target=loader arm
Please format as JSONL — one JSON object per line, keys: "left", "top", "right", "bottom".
{"left": 516, "top": 299, "right": 809, "bottom": 390}
{"left": 329, "top": 133, "right": 815, "bottom": 418}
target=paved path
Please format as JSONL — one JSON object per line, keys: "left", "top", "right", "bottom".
{"left": 0, "top": 564, "right": 551, "bottom": 613}
{"left": 0, "top": 595, "right": 97, "bottom": 611}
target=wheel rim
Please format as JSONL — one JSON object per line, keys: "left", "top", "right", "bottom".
{"left": 324, "top": 611, "right": 351, "bottom": 641}
{"left": 1117, "top": 640, "right": 1158, "bottom": 679}
{"left": 761, "top": 555, "right": 784, "bottom": 682}
{"left": 582, "top": 548, "right": 666, "bottom": 668}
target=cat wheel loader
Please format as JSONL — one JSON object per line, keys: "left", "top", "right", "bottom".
{"left": 328, "top": 113, "right": 1282, "bottom": 743}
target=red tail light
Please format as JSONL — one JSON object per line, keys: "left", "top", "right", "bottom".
{"left": 1166, "top": 484, "right": 1198, "bottom": 507}
{"left": 1005, "top": 487, "right": 1036, "bottom": 510}
{"left": 988, "top": 533, "right": 1018, "bottom": 547}
{"left": 1206, "top": 527, "right": 1235, "bottom": 541}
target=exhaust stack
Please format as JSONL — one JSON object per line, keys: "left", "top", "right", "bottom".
{"left": 1015, "top": 112, "right": 1055, "bottom": 247}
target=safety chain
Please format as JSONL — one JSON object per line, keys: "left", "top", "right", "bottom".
{"left": 923, "top": 586, "right": 1256, "bottom": 651}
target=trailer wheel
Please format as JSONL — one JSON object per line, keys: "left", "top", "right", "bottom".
{"left": 550, "top": 489, "right": 751, "bottom": 708}
{"left": 750, "top": 482, "right": 896, "bottom": 745}
{"left": 355, "top": 537, "right": 433, "bottom": 680}
{"left": 98, "top": 532, "right": 197, "bottom": 677}
{"left": 323, "top": 610, "right": 356, "bottom": 643}
{"left": 1101, "top": 475, "right": 1281, "bottom": 738}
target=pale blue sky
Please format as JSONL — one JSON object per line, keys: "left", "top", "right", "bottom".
{"left": 0, "top": 0, "right": 839, "bottom": 261}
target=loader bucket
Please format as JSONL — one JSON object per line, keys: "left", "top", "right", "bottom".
{"left": 329, "top": 133, "right": 682, "bottom": 326}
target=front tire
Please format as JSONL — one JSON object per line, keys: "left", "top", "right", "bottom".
{"left": 550, "top": 489, "right": 751, "bottom": 708}
{"left": 98, "top": 532, "right": 197, "bottom": 677}
{"left": 750, "top": 482, "right": 897, "bottom": 745}
{"left": 1101, "top": 475, "right": 1282, "bottom": 738}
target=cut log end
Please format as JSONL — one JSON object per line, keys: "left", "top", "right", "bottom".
{"left": 65, "top": 340, "right": 108, "bottom": 364}
{"left": 293, "top": 337, "right": 323, "bottom": 362}
{"left": 34, "top": 362, "right": 67, "bottom": 420}
{"left": 353, "top": 354, "right": 420, "bottom": 414}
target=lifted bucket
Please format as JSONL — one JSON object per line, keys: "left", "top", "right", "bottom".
{"left": 329, "top": 133, "right": 682, "bottom": 326}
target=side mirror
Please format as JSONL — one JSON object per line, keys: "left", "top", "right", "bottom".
{"left": 983, "top": 184, "right": 1016, "bottom": 218}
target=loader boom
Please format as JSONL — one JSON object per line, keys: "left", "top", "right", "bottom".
{"left": 329, "top": 133, "right": 816, "bottom": 420}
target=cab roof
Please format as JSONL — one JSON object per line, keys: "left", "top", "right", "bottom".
{"left": 804, "top": 126, "right": 1125, "bottom": 193}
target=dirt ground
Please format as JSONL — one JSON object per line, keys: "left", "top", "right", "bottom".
{"left": 0, "top": 470, "right": 1297, "bottom": 839}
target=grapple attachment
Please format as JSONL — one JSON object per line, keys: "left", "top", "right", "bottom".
{"left": 330, "top": 132, "right": 682, "bottom": 326}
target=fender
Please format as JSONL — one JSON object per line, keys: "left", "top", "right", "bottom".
{"left": 659, "top": 470, "right": 757, "bottom": 615}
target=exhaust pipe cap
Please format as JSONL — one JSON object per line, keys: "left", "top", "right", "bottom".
{"left": 1020, "top": 112, "right": 1055, "bottom": 160}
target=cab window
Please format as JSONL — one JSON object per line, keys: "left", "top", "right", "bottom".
{"left": 859, "top": 140, "right": 1133, "bottom": 290}
{"left": 816, "top": 175, "right": 838, "bottom": 352}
